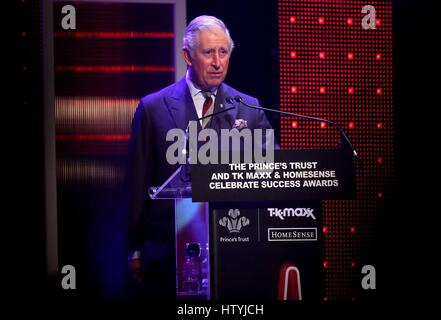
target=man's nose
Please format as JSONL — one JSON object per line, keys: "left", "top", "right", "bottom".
{"left": 211, "top": 52, "right": 220, "bottom": 68}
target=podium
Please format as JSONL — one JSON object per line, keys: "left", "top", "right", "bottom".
{"left": 149, "top": 149, "right": 355, "bottom": 300}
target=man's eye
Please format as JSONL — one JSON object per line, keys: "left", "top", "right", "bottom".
{"left": 202, "top": 49, "right": 229, "bottom": 57}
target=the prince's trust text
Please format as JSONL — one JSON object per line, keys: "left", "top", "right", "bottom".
{"left": 177, "top": 304, "right": 263, "bottom": 318}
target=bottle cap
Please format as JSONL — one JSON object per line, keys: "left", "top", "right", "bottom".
{"left": 185, "top": 242, "right": 201, "bottom": 257}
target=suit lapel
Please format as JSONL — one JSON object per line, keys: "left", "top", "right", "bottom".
{"left": 165, "top": 79, "right": 237, "bottom": 132}
{"left": 165, "top": 77, "right": 201, "bottom": 130}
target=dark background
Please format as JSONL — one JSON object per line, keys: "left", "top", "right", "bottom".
{"left": 186, "top": 0, "right": 281, "bottom": 139}
{"left": 12, "top": 0, "right": 435, "bottom": 308}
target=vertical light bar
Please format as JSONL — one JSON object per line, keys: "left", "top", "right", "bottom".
{"left": 43, "top": 0, "right": 58, "bottom": 276}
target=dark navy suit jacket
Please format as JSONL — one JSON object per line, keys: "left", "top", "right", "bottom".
{"left": 126, "top": 77, "right": 274, "bottom": 252}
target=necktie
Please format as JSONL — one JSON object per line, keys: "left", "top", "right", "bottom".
{"left": 201, "top": 91, "right": 213, "bottom": 128}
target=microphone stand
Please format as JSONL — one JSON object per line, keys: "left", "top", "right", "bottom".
{"left": 180, "top": 106, "right": 236, "bottom": 182}
{"left": 231, "top": 96, "right": 360, "bottom": 164}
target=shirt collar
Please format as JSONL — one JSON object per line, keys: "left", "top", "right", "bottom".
{"left": 185, "top": 71, "right": 217, "bottom": 97}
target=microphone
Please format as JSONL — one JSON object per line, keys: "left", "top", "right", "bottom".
{"left": 231, "top": 95, "right": 359, "bottom": 161}
{"left": 181, "top": 99, "right": 236, "bottom": 181}
{"left": 194, "top": 103, "right": 235, "bottom": 123}
{"left": 152, "top": 99, "right": 237, "bottom": 196}
{"left": 225, "top": 96, "right": 235, "bottom": 105}
{"left": 184, "top": 99, "right": 235, "bottom": 138}
{"left": 184, "top": 99, "right": 236, "bottom": 150}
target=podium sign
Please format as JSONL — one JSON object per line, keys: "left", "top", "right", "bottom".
{"left": 210, "top": 201, "right": 322, "bottom": 300}
{"left": 192, "top": 149, "right": 355, "bottom": 202}
{"left": 150, "top": 149, "right": 355, "bottom": 300}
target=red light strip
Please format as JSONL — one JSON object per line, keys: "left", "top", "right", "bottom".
{"left": 56, "top": 134, "right": 130, "bottom": 142}
{"left": 54, "top": 31, "right": 174, "bottom": 39}
{"left": 279, "top": 0, "right": 393, "bottom": 300}
{"left": 55, "top": 65, "right": 175, "bottom": 73}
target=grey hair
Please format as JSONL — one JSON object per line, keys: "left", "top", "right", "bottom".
{"left": 183, "top": 15, "right": 234, "bottom": 57}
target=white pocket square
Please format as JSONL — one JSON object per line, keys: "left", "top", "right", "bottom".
{"left": 233, "top": 119, "right": 248, "bottom": 130}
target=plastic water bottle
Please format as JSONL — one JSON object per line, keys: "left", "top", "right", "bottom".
{"left": 201, "top": 242, "right": 209, "bottom": 293}
{"left": 182, "top": 242, "right": 201, "bottom": 293}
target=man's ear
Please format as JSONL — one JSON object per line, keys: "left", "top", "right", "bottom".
{"left": 182, "top": 48, "right": 192, "bottom": 66}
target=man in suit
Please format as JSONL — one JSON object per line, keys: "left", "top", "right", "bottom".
{"left": 126, "top": 15, "right": 275, "bottom": 299}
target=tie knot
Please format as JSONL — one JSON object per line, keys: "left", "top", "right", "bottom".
{"left": 201, "top": 90, "right": 212, "bottom": 99}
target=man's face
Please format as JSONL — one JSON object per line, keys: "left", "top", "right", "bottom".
{"left": 183, "top": 28, "right": 231, "bottom": 90}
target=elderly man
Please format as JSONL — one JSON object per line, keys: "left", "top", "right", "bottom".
{"left": 126, "top": 15, "right": 274, "bottom": 298}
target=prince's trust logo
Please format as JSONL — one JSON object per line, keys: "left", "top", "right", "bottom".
{"left": 219, "top": 209, "right": 250, "bottom": 233}
{"left": 219, "top": 209, "right": 250, "bottom": 243}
